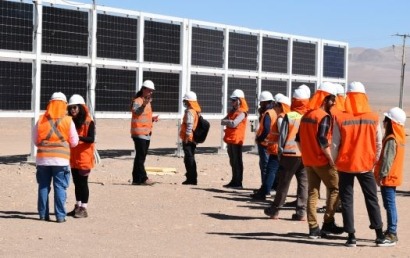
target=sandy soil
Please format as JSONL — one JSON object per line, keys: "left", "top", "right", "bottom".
{"left": 1, "top": 118, "right": 410, "bottom": 257}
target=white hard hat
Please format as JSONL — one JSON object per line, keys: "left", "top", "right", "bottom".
{"left": 50, "top": 92, "right": 67, "bottom": 102}
{"left": 183, "top": 91, "right": 197, "bottom": 101}
{"left": 275, "top": 93, "right": 291, "bottom": 106}
{"left": 298, "top": 84, "right": 311, "bottom": 98}
{"left": 68, "top": 94, "right": 85, "bottom": 105}
{"left": 334, "top": 84, "right": 345, "bottom": 95}
{"left": 347, "top": 81, "right": 365, "bottom": 93}
{"left": 319, "top": 82, "right": 337, "bottom": 95}
{"left": 293, "top": 85, "right": 311, "bottom": 99}
{"left": 384, "top": 107, "right": 406, "bottom": 125}
{"left": 259, "top": 91, "right": 274, "bottom": 102}
{"left": 142, "top": 80, "right": 155, "bottom": 90}
{"left": 230, "top": 89, "right": 245, "bottom": 99}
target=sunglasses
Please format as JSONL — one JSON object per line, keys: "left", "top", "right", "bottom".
{"left": 68, "top": 106, "right": 78, "bottom": 110}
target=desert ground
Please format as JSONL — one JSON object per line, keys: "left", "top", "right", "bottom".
{"left": 0, "top": 114, "right": 410, "bottom": 257}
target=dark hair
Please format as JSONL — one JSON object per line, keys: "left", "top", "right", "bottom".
{"left": 383, "top": 116, "right": 393, "bottom": 137}
{"left": 68, "top": 104, "right": 87, "bottom": 129}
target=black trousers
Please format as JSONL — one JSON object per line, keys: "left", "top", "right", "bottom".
{"left": 183, "top": 142, "right": 197, "bottom": 182}
{"left": 132, "top": 137, "right": 150, "bottom": 184}
{"left": 338, "top": 171, "right": 383, "bottom": 233}
{"left": 227, "top": 144, "right": 243, "bottom": 185}
{"left": 71, "top": 168, "right": 89, "bottom": 203}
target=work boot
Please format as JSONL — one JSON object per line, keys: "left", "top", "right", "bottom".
{"left": 67, "top": 204, "right": 80, "bottom": 217}
{"left": 74, "top": 207, "right": 88, "bottom": 218}
{"left": 321, "top": 221, "right": 344, "bottom": 235}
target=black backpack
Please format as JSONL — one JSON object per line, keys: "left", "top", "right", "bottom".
{"left": 193, "top": 114, "right": 210, "bottom": 144}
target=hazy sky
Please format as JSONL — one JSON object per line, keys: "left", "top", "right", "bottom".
{"left": 90, "top": 0, "right": 410, "bottom": 49}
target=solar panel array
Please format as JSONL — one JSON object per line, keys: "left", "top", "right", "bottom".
{"left": 0, "top": 0, "right": 347, "bottom": 117}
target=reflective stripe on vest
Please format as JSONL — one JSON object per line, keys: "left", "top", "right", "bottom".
{"left": 282, "top": 111, "right": 302, "bottom": 157}
{"left": 37, "top": 115, "right": 71, "bottom": 160}
{"left": 131, "top": 97, "right": 153, "bottom": 136}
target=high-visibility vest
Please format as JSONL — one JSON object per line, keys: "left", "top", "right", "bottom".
{"left": 179, "top": 109, "right": 199, "bottom": 142}
{"left": 36, "top": 115, "right": 72, "bottom": 160}
{"left": 223, "top": 110, "right": 247, "bottom": 145}
{"left": 266, "top": 112, "right": 284, "bottom": 155}
{"left": 70, "top": 115, "right": 95, "bottom": 170}
{"left": 299, "top": 109, "right": 332, "bottom": 166}
{"left": 374, "top": 134, "right": 405, "bottom": 186}
{"left": 282, "top": 111, "right": 303, "bottom": 157}
{"left": 335, "top": 112, "right": 379, "bottom": 172}
{"left": 131, "top": 97, "right": 153, "bottom": 136}
{"left": 256, "top": 109, "right": 277, "bottom": 147}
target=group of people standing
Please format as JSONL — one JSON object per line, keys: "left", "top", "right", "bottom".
{"left": 33, "top": 79, "right": 406, "bottom": 249}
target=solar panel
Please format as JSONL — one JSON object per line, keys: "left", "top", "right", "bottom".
{"left": 42, "top": 6, "right": 88, "bottom": 56}
{"left": 143, "top": 71, "right": 179, "bottom": 113}
{"left": 292, "top": 41, "right": 316, "bottom": 76}
{"left": 228, "top": 32, "right": 258, "bottom": 70}
{"left": 144, "top": 20, "right": 180, "bottom": 64}
{"left": 227, "top": 77, "right": 257, "bottom": 114}
{"left": 0, "top": 1, "right": 33, "bottom": 51}
{"left": 191, "top": 26, "right": 224, "bottom": 68}
{"left": 261, "top": 80, "right": 287, "bottom": 96}
{"left": 0, "top": 61, "right": 32, "bottom": 110}
{"left": 262, "top": 37, "right": 288, "bottom": 73}
{"left": 95, "top": 68, "right": 136, "bottom": 112}
{"left": 323, "top": 45, "right": 345, "bottom": 78}
{"left": 97, "top": 13, "right": 138, "bottom": 60}
{"left": 190, "top": 74, "right": 223, "bottom": 113}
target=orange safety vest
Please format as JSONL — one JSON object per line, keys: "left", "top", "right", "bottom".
{"left": 223, "top": 110, "right": 247, "bottom": 145}
{"left": 335, "top": 112, "right": 379, "bottom": 172}
{"left": 282, "top": 111, "right": 303, "bottom": 157}
{"left": 36, "top": 115, "right": 72, "bottom": 160}
{"left": 70, "top": 115, "right": 95, "bottom": 170}
{"left": 374, "top": 134, "right": 405, "bottom": 186}
{"left": 299, "top": 108, "right": 332, "bottom": 166}
{"left": 179, "top": 109, "right": 199, "bottom": 142}
{"left": 266, "top": 112, "right": 284, "bottom": 155}
{"left": 131, "top": 97, "right": 153, "bottom": 136}
{"left": 256, "top": 109, "right": 277, "bottom": 147}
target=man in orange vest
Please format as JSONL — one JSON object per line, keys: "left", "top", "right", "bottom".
{"left": 33, "top": 92, "right": 79, "bottom": 223}
{"left": 297, "top": 82, "right": 343, "bottom": 239}
{"left": 130, "top": 80, "right": 159, "bottom": 186}
{"left": 333, "top": 82, "right": 394, "bottom": 247}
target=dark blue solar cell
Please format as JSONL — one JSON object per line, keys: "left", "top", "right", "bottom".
{"left": 323, "top": 45, "right": 345, "bottom": 78}
{"left": 191, "top": 74, "right": 223, "bottom": 113}
{"left": 292, "top": 41, "right": 316, "bottom": 76}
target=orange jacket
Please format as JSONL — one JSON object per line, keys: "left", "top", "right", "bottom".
{"left": 266, "top": 112, "right": 284, "bottom": 155}
{"left": 256, "top": 109, "right": 277, "bottom": 147}
{"left": 281, "top": 111, "right": 303, "bottom": 157}
{"left": 131, "top": 97, "right": 152, "bottom": 136}
{"left": 70, "top": 115, "right": 95, "bottom": 170}
{"left": 224, "top": 110, "right": 247, "bottom": 145}
{"left": 179, "top": 109, "right": 199, "bottom": 142}
{"left": 299, "top": 108, "right": 331, "bottom": 166}
{"left": 335, "top": 112, "right": 379, "bottom": 172}
{"left": 36, "top": 115, "right": 72, "bottom": 160}
{"left": 374, "top": 134, "right": 405, "bottom": 186}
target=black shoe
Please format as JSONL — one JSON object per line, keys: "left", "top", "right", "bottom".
{"left": 223, "top": 183, "right": 243, "bottom": 189}
{"left": 182, "top": 180, "right": 197, "bottom": 185}
{"left": 375, "top": 237, "right": 396, "bottom": 247}
{"left": 291, "top": 213, "right": 306, "bottom": 221}
{"left": 321, "top": 221, "right": 344, "bottom": 235}
{"left": 345, "top": 233, "right": 357, "bottom": 247}
{"left": 67, "top": 205, "right": 79, "bottom": 217}
{"left": 283, "top": 200, "right": 297, "bottom": 207}
{"left": 309, "top": 227, "right": 321, "bottom": 239}
{"left": 316, "top": 206, "right": 326, "bottom": 213}
{"left": 250, "top": 192, "right": 266, "bottom": 200}
{"left": 39, "top": 216, "right": 50, "bottom": 221}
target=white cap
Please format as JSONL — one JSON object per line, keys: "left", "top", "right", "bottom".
{"left": 347, "top": 81, "right": 365, "bottom": 93}
{"left": 384, "top": 107, "right": 406, "bottom": 125}
{"left": 319, "top": 82, "right": 337, "bottom": 95}
{"left": 68, "top": 94, "right": 85, "bottom": 105}
{"left": 334, "top": 84, "right": 345, "bottom": 95}
{"left": 183, "top": 91, "right": 197, "bottom": 101}
{"left": 298, "top": 84, "right": 311, "bottom": 98}
{"left": 230, "top": 89, "right": 245, "bottom": 99}
{"left": 50, "top": 92, "right": 67, "bottom": 102}
{"left": 293, "top": 86, "right": 311, "bottom": 99}
{"left": 259, "top": 91, "right": 274, "bottom": 102}
{"left": 142, "top": 80, "right": 155, "bottom": 90}
{"left": 275, "top": 93, "right": 291, "bottom": 106}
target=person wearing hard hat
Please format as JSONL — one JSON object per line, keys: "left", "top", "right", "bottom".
{"left": 180, "top": 91, "right": 202, "bottom": 185}
{"left": 130, "top": 80, "right": 159, "bottom": 186}
{"left": 264, "top": 85, "right": 310, "bottom": 220}
{"left": 221, "top": 89, "right": 249, "bottom": 189}
{"left": 251, "top": 93, "right": 291, "bottom": 200}
{"left": 333, "top": 83, "right": 346, "bottom": 113}
{"left": 254, "top": 91, "right": 276, "bottom": 194}
{"left": 333, "top": 81, "right": 394, "bottom": 247}
{"left": 374, "top": 107, "right": 406, "bottom": 245}
{"left": 32, "top": 92, "right": 79, "bottom": 222}
{"left": 297, "top": 82, "right": 343, "bottom": 239}
{"left": 66, "top": 94, "right": 95, "bottom": 219}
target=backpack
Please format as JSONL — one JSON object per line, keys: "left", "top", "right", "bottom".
{"left": 193, "top": 114, "right": 210, "bottom": 144}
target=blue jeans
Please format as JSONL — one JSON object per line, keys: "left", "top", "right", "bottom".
{"left": 381, "top": 186, "right": 397, "bottom": 234}
{"left": 262, "top": 155, "right": 279, "bottom": 195}
{"left": 36, "top": 165, "right": 70, "bottom": 220}
{"left": 257, "top": 144, "right": 269, "bottom": 183}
